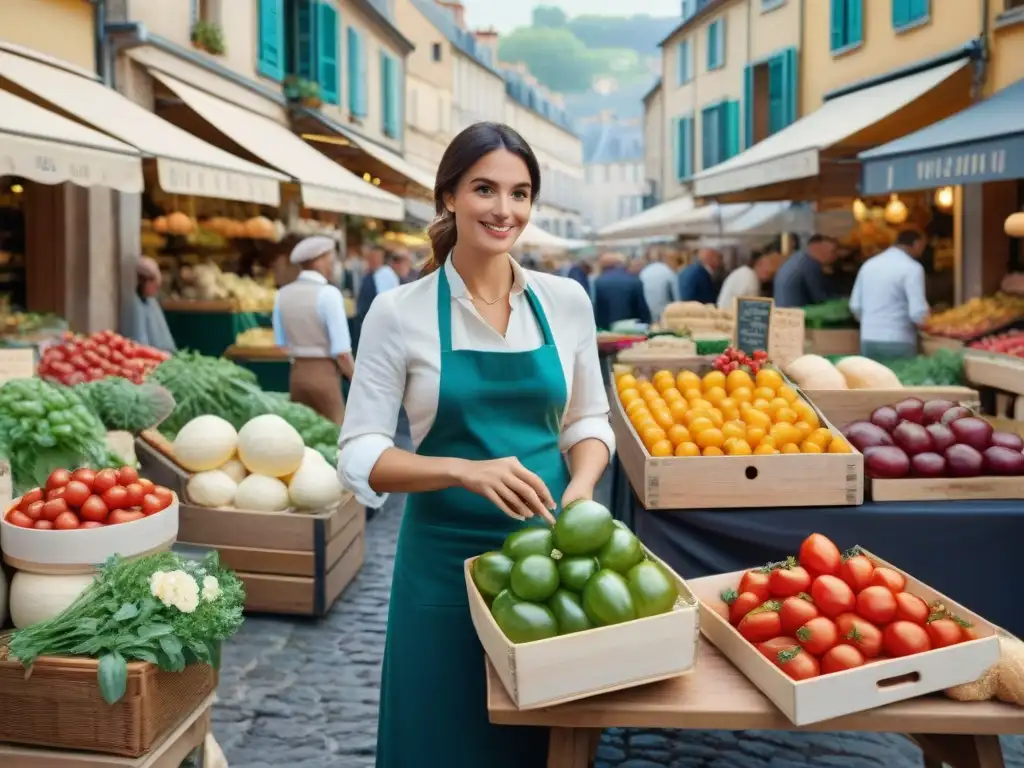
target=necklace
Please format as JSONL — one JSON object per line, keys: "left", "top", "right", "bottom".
{"left": 471, "top": 290, "right": 510, "bottom": 306}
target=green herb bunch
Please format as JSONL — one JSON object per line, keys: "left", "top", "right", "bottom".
{"left": 75, "top": 377, "right": 176, "bottom": 434}
{"left": 6, "top": 551, "right": 245, "bottom": 705}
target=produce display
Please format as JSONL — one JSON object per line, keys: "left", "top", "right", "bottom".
{"left": 174, "top": 413, "right": 343, "bottom": 511}
{"left": 659, "top": 302, "right": 734, "bottom": 334}
{"left": 74, "top": 377, "right": 175, "bottom": 435}
{"left": 38, "top": 330, "right": 169, "bottom": 386}
{"left": 803, "top": 299, "right": 857, "bottom": 330}
{"left": 788, "top": 350, "right": 965, "bottom": 388}
{"left": 470, "top": 501, "right": 679, "bottom": 643}
{"left": 235, "top": 327, "right": 276, "bottom": 348}
{"left": 969, "top": 329, "right": 1024, "bottom": 359}
{"left": 4, "top": 466, "right": 175, "bottom": 530}
{"left": 175, "top": 262, "right": 277, "bottom": 312}
{"left": 0, "top": 311, "right": 66, "bottom": 338}
{"left": 923, "top": 293, "right": 1024, "bottom": 339}
{"left": 719, "top": 533, "right": 979, "bottom": 680}
{"left": 615, "top": 358, "right": 852, "bottom": 457}
{"left": 841, "top": 398, "right": 1024, "bottom": 479}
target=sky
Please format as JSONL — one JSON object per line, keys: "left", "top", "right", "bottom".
{"left": 459, "top": 0, "right": 681, "bottom": 32}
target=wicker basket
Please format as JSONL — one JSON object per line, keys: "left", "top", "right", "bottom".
{"left": 0, "top": 648, "right": 217, "bottom": 757}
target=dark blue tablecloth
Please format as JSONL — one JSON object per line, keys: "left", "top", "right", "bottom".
{"left": 610, "top": 457, "right": 1024, "bottom": 638}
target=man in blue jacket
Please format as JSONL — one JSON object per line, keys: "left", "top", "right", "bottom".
{"left": 592, "top": 252, "right": 651, "bottom": 330}
{"left": 677, "top": 246, "right": 723, "bottom": 305}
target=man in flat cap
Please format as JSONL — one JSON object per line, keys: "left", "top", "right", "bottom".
{"left": 130, "top": 256, "right": 177, "bottom": 352}
{"left": 271, "top": 236, "right": 353, "bottom": 424}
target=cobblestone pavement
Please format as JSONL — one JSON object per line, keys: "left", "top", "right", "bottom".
{"left": 212, "top": 477, "right": 1024, "bottom": 768}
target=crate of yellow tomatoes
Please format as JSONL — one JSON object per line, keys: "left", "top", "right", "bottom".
{"left": 610, "top": 348, "right": 864, "bottom": 510}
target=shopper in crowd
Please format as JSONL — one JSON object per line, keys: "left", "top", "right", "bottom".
{"left": 849, "top": 229, "right": 930, "bottom": 360}
{"left": 130, "top": 257, "right": 177, "bottom": 353}
{"left": 677, "top": 246, "right": 722, "bottom": 304}
{"left": 565, "top": 258, "right": 591, "bottom": 294}
{"left": 640, "top": 247, "right": 679, "bottom": 323}
{"left": 271, "top": 236, "right": 353, "bottom": 424}
{"left": 773, "top": 233, "right": 839, "bottom": 307}
{"left": 716, "top": 243, "right": 782, "bottom": 310}
{"left": 338, "top": 122, "right": 612, "bottom": 768}
{"left": 592, "top": 251, "right": 651, "bottom": 329}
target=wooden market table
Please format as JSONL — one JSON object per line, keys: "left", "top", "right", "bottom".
{"left": 487, "top": 644, "right": 1020, "bottom": 768}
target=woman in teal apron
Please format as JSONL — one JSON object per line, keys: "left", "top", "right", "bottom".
{"left": 338, "top": 123, "right": 612, "bottom": 768}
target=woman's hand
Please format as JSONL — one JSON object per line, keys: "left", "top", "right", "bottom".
{"left": 561, "top": 481, "right": 594, "bottom": 511}
{"left": 457, "top": 457, "right": 556, "bottom": 525}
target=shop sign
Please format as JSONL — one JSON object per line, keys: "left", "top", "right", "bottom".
{"left": 862, "top": 134, "right": 1024, "bottom": 194}
{"left": 733, "top": 296, "right": 773, "bottom": 356}
{"left": 0, "top": 134, "right": 143, "bottom": 193}
{"left": 0, "top": 348, "right": 35, "bottom": 385}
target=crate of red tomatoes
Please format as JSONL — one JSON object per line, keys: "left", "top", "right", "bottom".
{"left": 689, "top": 533, "right": 1000, "bottom": 725}
{"left": 1, "top": 466, "right": 179, "bottom": 574}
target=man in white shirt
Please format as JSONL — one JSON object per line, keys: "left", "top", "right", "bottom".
{"left": 639, "top": 248, "right": 679, "bottom": 323}
{"left": 850, "top": 229, "right": 931, "bottom": 360}
{"left": 717, "top": 245, "right": 782, "bottom": 310}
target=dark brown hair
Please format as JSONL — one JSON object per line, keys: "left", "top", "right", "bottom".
{"left": 422, "top": 122, "right": 542, "bottom": 276}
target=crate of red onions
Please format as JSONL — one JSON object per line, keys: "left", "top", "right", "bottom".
{"left": 689, "top": 533, "right": 999, "bottom": 725}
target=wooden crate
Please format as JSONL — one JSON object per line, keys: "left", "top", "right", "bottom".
{"left": 919, "top": 333, "right": 965, "bottom": 355}
{"left": 964, "top": 351, "right": 1024, "bottom": 397}
{"left": 136, "top": 431, "right": 365, "bottom": 616}
{"left": 611, "top": 362, "right": 864, "bottom": 509}
{"left": 690, "top": 551, "right": 1000, "bottom": 727}
{"left": 223, "top": 344, "right": 288, "bottom": 362}
{"left": 465, "top": 546, "right": 699, "bottom": 710}
{"left": 801, "top": 386, "right": 980, "bottom": 427}
{"left": 871, "top": 474, "right": 1024, "bottom": 502}
{"left": 805, "top": 328, "right": 860, "bottom": 356}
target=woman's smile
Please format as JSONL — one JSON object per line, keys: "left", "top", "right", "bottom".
{"left": 480, "top": 221, "right": 515, "bottom": 239}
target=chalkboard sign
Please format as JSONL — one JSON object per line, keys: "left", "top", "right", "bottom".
{"left": 733, "top": 296, "right": 773, "bottom": 355}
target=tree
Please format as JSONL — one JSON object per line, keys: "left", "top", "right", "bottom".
{"left": 532, "top": 5, "right": 567, "bottom": 28}
{"left": 498, "top": 27, "right": 596, "bottom": 93}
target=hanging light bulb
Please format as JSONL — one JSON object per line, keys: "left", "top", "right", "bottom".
{"left": 884, "top": 194, "right": 908, "bottom": 225}
{"left": 934, "top": 186, "right": 954, "bottom": 211}
{"left": 852, "top": 198, "right": 868, "bottom": 222}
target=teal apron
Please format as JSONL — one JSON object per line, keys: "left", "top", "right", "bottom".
{"left": 376, "top": 267, "right": 571, "bottom": 767}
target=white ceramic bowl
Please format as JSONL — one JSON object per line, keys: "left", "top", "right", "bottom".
{"left": 1, "top": 494, "right": 179, "bottom": 573}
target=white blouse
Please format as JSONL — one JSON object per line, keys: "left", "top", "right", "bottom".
{"left": 337, "top": 256, "right": 615, "bottom": 508}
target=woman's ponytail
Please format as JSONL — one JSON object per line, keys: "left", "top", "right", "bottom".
{"left": 422, "top": 211, "right": 457, "bottom": 276}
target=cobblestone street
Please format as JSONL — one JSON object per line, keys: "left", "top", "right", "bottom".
{"left": 212, "top": 493, "right": 1024, "bottom": 768}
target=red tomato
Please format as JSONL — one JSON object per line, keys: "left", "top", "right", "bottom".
{"left": 820, "top": 644, "right": 866, "bottom": 674}
{"left": 779, "top": 594, "right": 819, "bottom": 636}
{"left": 738, "top": 602, "right": 782, "bottom": 644}
{"left": 46, "top": 486, "right": 67, "bottom": 502}
{"left": 108, "top": 509, "right": 145, "bottom": 525}
{"left": 19, "top": 488, "right": 44, "bottom": 509}
{"left": 926, "top": 618, "right": 963, "bottom": 649}
{"left": 46, "top": 468, "right": 71, "bottom": 491}
{"left": 23, "top": 500, "right": 45, "bottom": 521}
{"left": 894, "top": 592, "right": 930, "bottom": 625}
{"left": 142, "top": 494, "right": 169, "bottom": 516}
{"left": 836, "top": 612, "right": 884, "bottom": 658}
{"left": 738, "top": 569, "right": 772, "bottom": 602}
{"left": 80, "top": 521, "right": 105, "bottom": 528}
{"left": 71, "top": 468, "right": 97, "bottom": 488}
{"left": 151, "top": 486, "right": 174, "bottom": 507}
{"left": 883, "top": 621, "right": 932, "bottom": 657}
{"left": 79, "top": 495, "right": 109, "bottom": 523}
{"left": 796, "top": 616, "right": 839, "bottom": 656}
{"left": 92, "top": 469, "right": 119, "bottom": 493}
{"left": 855, "top": 586, "right": 898, "bottom": 626}
{"left": 810, "top": 575, "right": 855, "bottom": 618}
{"left": 33, "top": 520, "right": 55, "bottom": 530}
{"left": 7, "top": 509, "right": 35, "bottom": 528}
{"left": 774, "top": 646, "right": 821, "bottom": 680}
{"left": 723, "top": 590, "right": 762, "bottom": 625}
{"left": 768, "top": 562, "right": 812, "bottom": 598}
{"left": 838, "top": 554, "right": 875, "bottom": 593}
{"left": 123, "top": 483, "right": 146, "bottom": 508}
{"left": 54, "top": 511, "right": 81, "bottom": 530}
{"left": 102, "top": 486, "right": 129, "bottom": 510}
{"left": 138, "top": 478, "right": 156, "bottom": 495}
{"left": 757, "top": 636, "right": 800, "bottom": 660}
{"left": 798, "top": 533, "right": 841, "bottom": 577}
{"left": 870, "top": 567, "right": 906, "bottom": 594}
{"left": 41, "top": 498, "right": 69, "bottom": 522}
{"left": 118, "top": 466, "right": 140, "bottom": 485}
{"left": 62, "top": 480, "right": 91, "bottom": 508}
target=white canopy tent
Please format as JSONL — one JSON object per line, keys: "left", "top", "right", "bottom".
{"left": 516, "top": 222, "right": 590, "bottom": 251}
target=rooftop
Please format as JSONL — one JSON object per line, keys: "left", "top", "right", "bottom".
{"left": 580, "top": 119, "right": 643, "bottom": 165}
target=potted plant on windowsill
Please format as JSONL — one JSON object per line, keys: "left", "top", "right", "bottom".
{"left": 190, "top": 20, "right": 226, "bottom": 56}
{"left": 284, "top": 76, "right": 323, "bottom": 109}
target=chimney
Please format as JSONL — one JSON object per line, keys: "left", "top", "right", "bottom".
{"left": 435, "top": 1, "right": 465, "bottom": 28}
{"left": 474, "top": 27, "right": 499, "bottom": 51}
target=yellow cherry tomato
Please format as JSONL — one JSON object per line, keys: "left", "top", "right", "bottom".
{"left": 695, "top": 428, "right": 725, "bottom": 449}
{"left": 755, "top": 368, "right": 783, "bottom": 391}
{"left": 667, "top": 424, "right": 692, "bottom": 446}
{"left": 725, "top": 439, "right": 752, "bottom": 456}
{"left": 702, "top": 370, "right": 726, "bottom": 391}
{"left": 730, "top": 386, "right": 753, "bottom": 404}
{"left": 753, "top": 386, "right": 777, "bottom": 402}
{"left": 753, "top": 443, "right": 778, "bottom": 455}
{"left": 828, "top": 437, "right": 853, "bottom": 453}
{"left": 702, "top": 446, "right": 725, "bottom": 456}
{"left": 675, "top": 441, "right": 701, "bottom": 457}
{"left": 676, "top": 370, "right": 701, "bottom": 392}
{"left": 617, "top": 373, "right": 638, "bottom": 392}
{"left": 800, "top": 440, "right": 823, "bottom": 454}
{"left": 725, "top": 369, "right": 754, "bottom": 393}
{"left": 793, "top": 420, "right": 813, "bottom": 440}
{"left": 781, "top": 442, "right": 801, "bottom": 454}
{"left": 650, "top": 439, "right": 674, "bottom": 457}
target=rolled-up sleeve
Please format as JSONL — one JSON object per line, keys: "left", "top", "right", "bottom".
{"left": 905, "top": 263, "right": 930, "bottom": 325}
{"left": 317, "top": 286, "right": 353, "bottom": 356}
{"left": 337, "top": 293, "right": 406, "bottom": 508}
{"left": 559, "top": 283, "right": 616, "bottom": 457}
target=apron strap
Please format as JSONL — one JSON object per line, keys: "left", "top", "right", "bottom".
{"left": 524, "top": 287, "right": 556, "bottom": 347}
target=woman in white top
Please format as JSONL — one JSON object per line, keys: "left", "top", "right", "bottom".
{"left": 716, "top": 245, "right": 783, "bottom": 310}
{"left": 337, "top": 122, "right": 614, "bottom": 768}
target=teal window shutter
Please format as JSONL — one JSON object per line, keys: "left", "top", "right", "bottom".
{"left": 683, "top": 117, "right": 693, "bottom": 178}
{"left": 347, "top": 27, "right": 367, "bottom": 116}
{"left": 672, "top": 117, "right": 682, "bottom": 180}
{"left": 743, "top": 63, "right": 754, "bottom": 148}
{"left": 295, "top": 0, "right": 317, "bottom": 81}
{"left": 258, "top": 0, "right": 285, "bottom": 81}
{"left": 725, "top": 101, "right": 740, "bottom": 159}
{"left": 381, "top": 52, "right": 401, "bottom": 138}
{"left": 849, "top": 0, "right": 864, "bottom": 44}
{"left": 781, "top": 47, "right": 798, "bottom": 126}
{"left": 317, "top": 3, "right": 339, "bottom": 104}
{"left": 706, "top": 22, "right": 716, "bottom": 70}
{"left": 678, "top": 41, "right": 691, "bottom": 85}
{"left": 717, "top": 18, "right": 726, "bottom": 67}
{"left": 829, "top": 0, "right": 844, "bottom": 51}
{"left": 892, "top": 0, "right": 909, "bottom": 28}
{"left": 767, "top": 55, "right": 784, "bottom": 135}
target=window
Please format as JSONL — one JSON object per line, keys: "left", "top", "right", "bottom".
{"left": 762, "top": 0, "right": 785, "bottom": 10}
{"left": 744, "top": 47, "right": 797, "bottom": 146}
{"left": 701, "top": 100, "right": 740, "bottom": 170}
{"left": 347, "top": 26, "right": 367, "bottom": 116}
{"left": 830, "top": 0, "right": 863, "bottom": 52}
{"left": 432, "top": 43, "right": 442, "bottom": 61}
{"left": 317, "top": 3, "right": 339, "bottom": 104}
{"left": 892, "top": 0, "right": 929, "bottom": 29}
{"left": 381, "top": 51, "right": 402, "bottom": 138}
{"left": 288, "top": 0, "right": 316, "bottom": 81}
{"left": 674, "top": 115, "right": 694, "bottom": 181}
{"left": 257, "top": 0, "right": 285, "bottom": 81}
{"left": 190, "top": 0, "right": 221, "bottom": 24}
{"left": 676, "top": 40, "right": 692, "bottom": 85}
{"left": 706, "top": 18, "right": 725, "bottom": 70}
